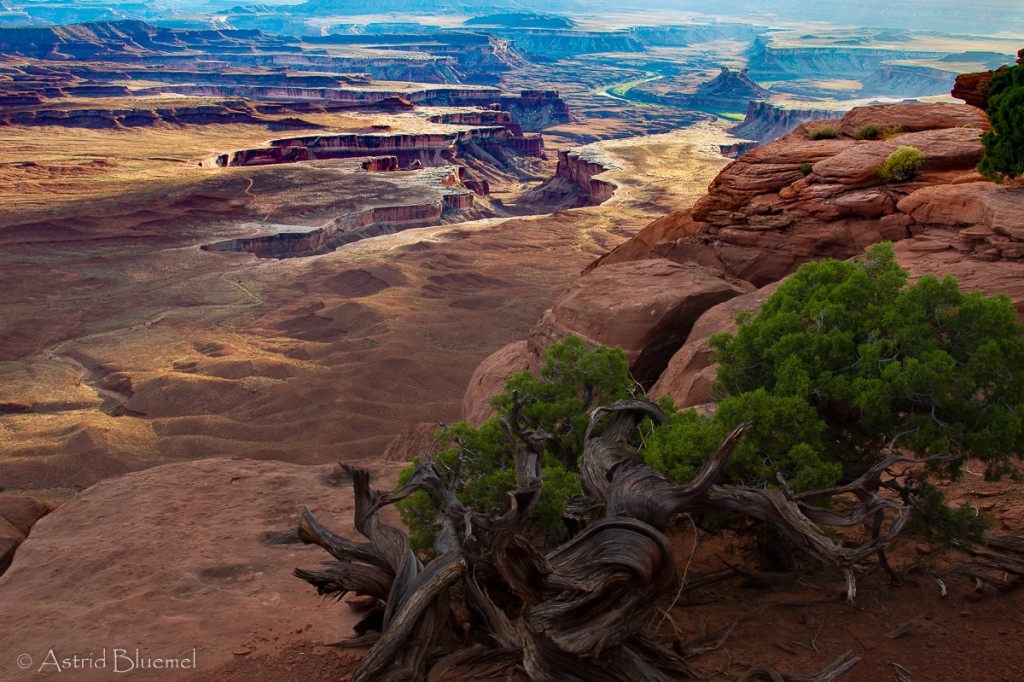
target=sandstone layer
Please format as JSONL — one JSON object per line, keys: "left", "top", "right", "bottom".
{"left": 0, "top": 457, "right": 405, "bottom": 681}
{"left": 592, "top": 103, "right": 1001, "bottom": 287}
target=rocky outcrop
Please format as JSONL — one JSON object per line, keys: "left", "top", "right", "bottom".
{"left": 463, "top": 100, "right": 1024, "bottom": 425}
{"left": 618, "top": 103, "right": 993, "bottom": 286}
{"left": 650, "top": 282, "right": 780, "bottom": 408}
{"left": 586, "top": 210, "right": 701, "bottom": 272}
{"left": 0, "top": 457, "right": 405, "bottom": 680}
{"left": 0, "top": 493, "right": 54, "bottom": 575}
{"left": 718, "top": 141, "right": 759, "bottom": 159}
{"left": 897, "top": 183, "right": 1024, "bottom": 260}
{"left": 360, "top": 155, "right": 399, "bottom": 172}
{"left": 501, "top": 90, "right": 573, "bottom": 131}
{"left": 731, "top": 100, "right": 845, "bottom": 145}
{"left": 837, "top": 102, "right": 988, "bottom": 135}
{"left": 550, "top": 147, "right": 618, "bottom": 207}
{"left": 528, "top": 260, "right": 754, "bottom": 386}
{"left": 689, "top": 67, "right": 769, "bottom": 109}
{"left": 462, "top": 340, "right": 533, "bottom": 426}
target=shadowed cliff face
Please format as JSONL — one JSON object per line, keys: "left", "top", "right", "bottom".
{"left": 202, "top": 197, "right": 453, "bottom": 259}
{"left": 730, "top": 101, "right": 845, "bottom": 145}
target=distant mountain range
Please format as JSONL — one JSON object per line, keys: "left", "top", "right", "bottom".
{"left": 2, "top": 0, "right": 1021, "bottom": 36}
{"left": 286, "top": 0, "right": 597, "bottom": 14}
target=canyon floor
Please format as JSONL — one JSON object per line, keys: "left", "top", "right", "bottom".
{"left": 0, "top": 105, "right": 736, "bottom": 499}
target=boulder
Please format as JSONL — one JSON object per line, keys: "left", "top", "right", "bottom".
{"left": 0, "top": 516, "right": 26, "bottom": 574}
{"left": 0, "top": 457, "right": 406, "bottom": 681}
{"left": 651, "top": 281, "right": 781, "bottom": 407}
{"left": 838, "top": 102, "right": 990, "bottom": 135}
{"left": 461, "top": 340, "right": 534, "bottom": 427}
{"left": 0, "top": 493, "right": 55, "bottom": 536}
{"left": 0, "top": 493, "right": 55, "bottom": 575}
{"left": 528, "top": 259, "right": 753, "bottom": 386}
{"left": 585, "top": 210, "right": 699, "bottom": 272}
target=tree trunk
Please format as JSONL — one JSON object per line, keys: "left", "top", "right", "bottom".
{"left": 293, "top": 399, "right": 922, "bottom": 680}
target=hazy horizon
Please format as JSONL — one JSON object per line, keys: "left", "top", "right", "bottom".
{"left": 2, "top": 0, "right": 1023, "bottom": 37}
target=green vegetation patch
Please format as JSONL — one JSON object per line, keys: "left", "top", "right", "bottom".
{"left": 397, "top": 336, "right": 635, "bottom": 551}
{"left": 877, "top": 145, "right": 925, "bottom": 182}
{"left": 807, "top": 123, "right": 841, "bottom": 140}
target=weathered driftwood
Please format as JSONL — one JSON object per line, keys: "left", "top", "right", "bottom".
{"left": 293, "top": 399, "right": 943, "bottom": 680}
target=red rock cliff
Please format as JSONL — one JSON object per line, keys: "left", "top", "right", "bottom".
{"left": 463, "top": 100, "right": 1024, "bottom": 421}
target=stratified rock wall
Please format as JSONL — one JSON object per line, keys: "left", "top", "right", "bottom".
{"left": 553, "top": 148, "right": 617, "bottom": 207}
{"left": 730, "top": 100, "right": 845, "bottom": 145}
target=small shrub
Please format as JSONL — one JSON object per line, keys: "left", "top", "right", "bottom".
{"left": 877, "top": 145, "right": 925, "bottom": 182}
{"left": 807, "top": 124, "right": 840, "bottom": 140}
{"left": 881, "top": 125, "right": 904, "bottom": 140}
{"left": 396, "top": 336, "right": 634, "bottom": 552}
{"left": 852, "top": 123, "right": 881, "bottom": 140}
{"left": 710, "top": 242, "right": 1024, "bottom": 482}
{"left": 798, "top": 161, "right": 813, "bottom": 175}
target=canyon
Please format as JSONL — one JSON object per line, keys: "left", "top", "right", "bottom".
{"left": 0, "top": 6, "right": 1022, "bottom": 681}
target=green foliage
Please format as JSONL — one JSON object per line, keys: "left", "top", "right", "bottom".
{"left": 881, "top": 125, "right": 904, "bottom": 140}
{"left": 493, "top": 336, "right": 634, "bottom": 467}
{"left": 877, "top": 146, "right": 925, "bottom": 182}
{"left": 979, "top": 57, "right": 1024, "bottom": 182}
{"left": 396, "top": 337, "right": 633, "bottom": 552}
{"left": 807, "top": 124, "right": 840, "bottom": 140}
{"left": 851, "top": 123, "right": 902, "bottom": 141}
{"left": 853, "top": 123, "right": 881, "bottom": 140}
{"left": 909, "top": 482, "right": 992, "bottom": 546}
{"left": 399, "top": 251, "right": 1024, "bottom": 555}
{"left": 710, "top": 242, "right": 1024, "bottom": 480}
{"left": 644, "top": 390, "right": 836, "bottom": 493}
{"left": 798, "top": 161, "right": 813, "bottom": 176}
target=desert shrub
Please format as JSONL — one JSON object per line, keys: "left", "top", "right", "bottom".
{"left": 877, "top": 145, "right": 925, "bottom": 182}
{"left": 807, "top": 123, "right": 840, "bottom": 140}
{"left": 979, "top": 55, "right": 1024, "bottom": 182}
{"left": 711, "top": 242, "right": 1024, "bottom": 480}
{"left": 644, "top": 389, "right": 836, "bottom": 493}
{"left": 881, "top": 124, "right": 904, "bottom": 139}
{"left": 644, "top": 243, "right": 1024, "bottom": 545}
{"left": 852, "top": 123, "right": 881, "bottom": 140}
{"left": 798, "top": 161, "right": 813, "bottom": 175}
{"left": 397, "top": 336, "right": 634, "bottom": 551}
